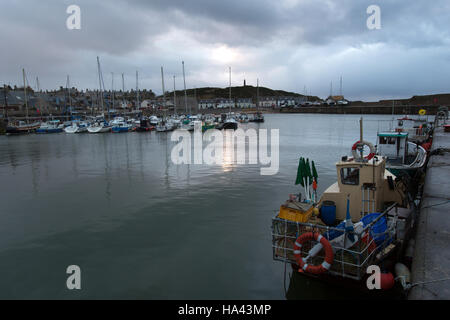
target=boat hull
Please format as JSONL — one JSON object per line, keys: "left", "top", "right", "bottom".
{"left": 36, "top": 128, "right": 63, "bottom": 134}
{"left": 87, "top": 126, "right": 111, "bottom": 133}
{"left": 111, "top": 126, "right": 130, "bottom": 133}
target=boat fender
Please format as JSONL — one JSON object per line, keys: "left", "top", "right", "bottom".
{"left": 380, "top": 272, "right": 395, "bottom": 290}
{"left": 293, "top": 232, "right": 334, "bottom": 275}
{"left": 351, "top": 140, "right": 375, "bottom": 161}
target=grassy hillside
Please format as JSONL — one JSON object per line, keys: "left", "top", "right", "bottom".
{"left": 159, "top": 85, "right": 320, "bottom": 101}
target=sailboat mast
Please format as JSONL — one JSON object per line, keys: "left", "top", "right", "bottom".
{"left": 97, "top": 56, "right": 104, "bottom": 116}
{"left": 121, "top": 73, "right": 125, "bottom": 107}
{"left": 173, "top": 75, "right": 177, "bottom": 116}
{"left": 23, "top": 69, "right": 29, "bottom": 122}
{"left": 161, "top": 66, "right": 166, "bottom": 110}
{"left": 256, "top": 78, "right": 259, "bottom": 111}
{"left": 3, "top": 84, "right": 8, "bottom": 118}
{"left": 182, "top": 61, "right": 187, "bottom": 114}
{"left": 136, "top": 70, "right": 139, "bottom": 112}
{"left": 67, "top": 75, "right": 72, "bottom": 118}
{"left": 36, "top": 76, "right": 42, "bottom": 116}
{"left": 229, "top": 66, "right": 231, "bottom": 114}
{"left": 111, "top": 72, "right": 115, "bottom": 114}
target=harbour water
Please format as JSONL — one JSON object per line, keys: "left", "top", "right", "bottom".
{"left": 0, "top": 114, "right": 399, "bottom": 299}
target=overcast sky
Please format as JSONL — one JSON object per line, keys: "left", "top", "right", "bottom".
{"left": 1, "top": 0, "right": 449, "bottom": 101}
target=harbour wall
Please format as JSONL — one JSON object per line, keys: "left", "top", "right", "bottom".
{"left": 408, "top": 117, "right": 450, "bottom": 299}
{"left": 279, "top": 105, "right": 441, "bottom": 115}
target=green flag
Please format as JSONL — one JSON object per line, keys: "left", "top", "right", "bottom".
{"left": 311, "top": 160, "right": 318, "bottom": 183}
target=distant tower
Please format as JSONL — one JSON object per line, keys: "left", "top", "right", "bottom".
{"left": 244, "top": 79, "right": 246, "bottom": 86}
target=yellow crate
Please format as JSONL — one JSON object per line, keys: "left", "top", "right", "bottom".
{"left": 278, "top": 204, "right": 313, "bottom": 223}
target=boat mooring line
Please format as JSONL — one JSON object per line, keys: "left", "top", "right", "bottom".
{"left": 421, "top": 200, "right": 450, "bottom": 209}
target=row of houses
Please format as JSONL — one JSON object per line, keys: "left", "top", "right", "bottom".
{"left": 197, "top": 96, "right": 310, "bottom": 109}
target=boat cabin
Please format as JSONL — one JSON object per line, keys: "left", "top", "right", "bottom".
{"left": 377, "top": 132, "right": 408, "bottom": 165}
{"left": 320, "top": 156, "right": 404, "bottom": 222}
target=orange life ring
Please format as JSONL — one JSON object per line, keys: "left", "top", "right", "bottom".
{"left": 293, "top": 232, "right": 334, "bottom": 274}
{"left": 352, "top": 140, "right": 375, "bottom": 160}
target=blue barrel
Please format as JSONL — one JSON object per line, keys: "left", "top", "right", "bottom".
{"left": 320, "top": 201, "right": 336, "bottom": 226}
{"left": 361, "top": 213, "right": 388, "bottom": 246}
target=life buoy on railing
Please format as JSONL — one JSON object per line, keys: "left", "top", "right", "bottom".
{"left": 351, "top": 140, "right": 375, "bottom": 161}
{"left": 293, "top": 232, "right": 334, "bottom": 274}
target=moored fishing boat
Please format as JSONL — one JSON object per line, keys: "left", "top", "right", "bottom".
{"left": 110, "top": 117, "right": 132, "bottom": 133}
{"left": 136, "top": 118, "right": 155, "bottom": 132}
{"left": 272, "top": 119, "right": 417, "bottom": 291}
{"left": 36, "top": 120, "right": 64, "bottom": 133}
{"left": 6, "top": 120, "right": 40, "bottom": 135}
{"left": 377, "top": 131, "right": 427, "bottom": 177}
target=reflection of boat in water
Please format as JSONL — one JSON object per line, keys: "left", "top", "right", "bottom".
{"left": 272, "top": 119, "right": 417, "bottom": 291}
{"left": 377, "top": 131, "right": 427, "bottom": 177}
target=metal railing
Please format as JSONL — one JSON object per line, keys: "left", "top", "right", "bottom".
{"left": 271, "top": 203, "right": 396, "bottom": 281}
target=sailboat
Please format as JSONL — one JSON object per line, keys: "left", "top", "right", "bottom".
{"left": 88, "top": 57, "right": 111, "bottom": 133}
{"left": 249, "top": 78, "right": 264, "bottom": 123}
{"left": 6, "top": 69, "right": 40, "bottom": 134}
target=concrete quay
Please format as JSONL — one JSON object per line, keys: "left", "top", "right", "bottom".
{"left": 409, "top": 119, "right": 450, "bottom": 299}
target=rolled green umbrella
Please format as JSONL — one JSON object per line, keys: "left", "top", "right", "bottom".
{"left": 295, "top": 157, "right": 304, "bottom": 186}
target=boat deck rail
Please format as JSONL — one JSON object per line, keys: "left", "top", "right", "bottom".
{"left": 271, "top": 203, "right": 397, "bottom": 281}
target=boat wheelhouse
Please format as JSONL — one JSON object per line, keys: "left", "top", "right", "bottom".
{"left": 377, "top": 131, "right": 427, "bottom": 176}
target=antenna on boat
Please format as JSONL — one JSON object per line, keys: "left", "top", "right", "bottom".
{"left": 359, "top": 117, "right": 364, "bottom": 160}
{"left": 161, "top": 66, "right": 166, "bottom": 111}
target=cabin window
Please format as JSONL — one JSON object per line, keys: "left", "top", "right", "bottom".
{"left": 379, "top": 136, "right": 395, "bottom": 145}
{"left": 341, "top": 167, "right": 359, "bottom": 185}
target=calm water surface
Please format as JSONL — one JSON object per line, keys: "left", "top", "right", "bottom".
{"left": 0, "top": 114, "right": 398, "bottom": 299}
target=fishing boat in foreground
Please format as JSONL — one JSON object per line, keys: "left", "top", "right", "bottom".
{"left": 272, "top": 119, "right": 416, "bottom": 291}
